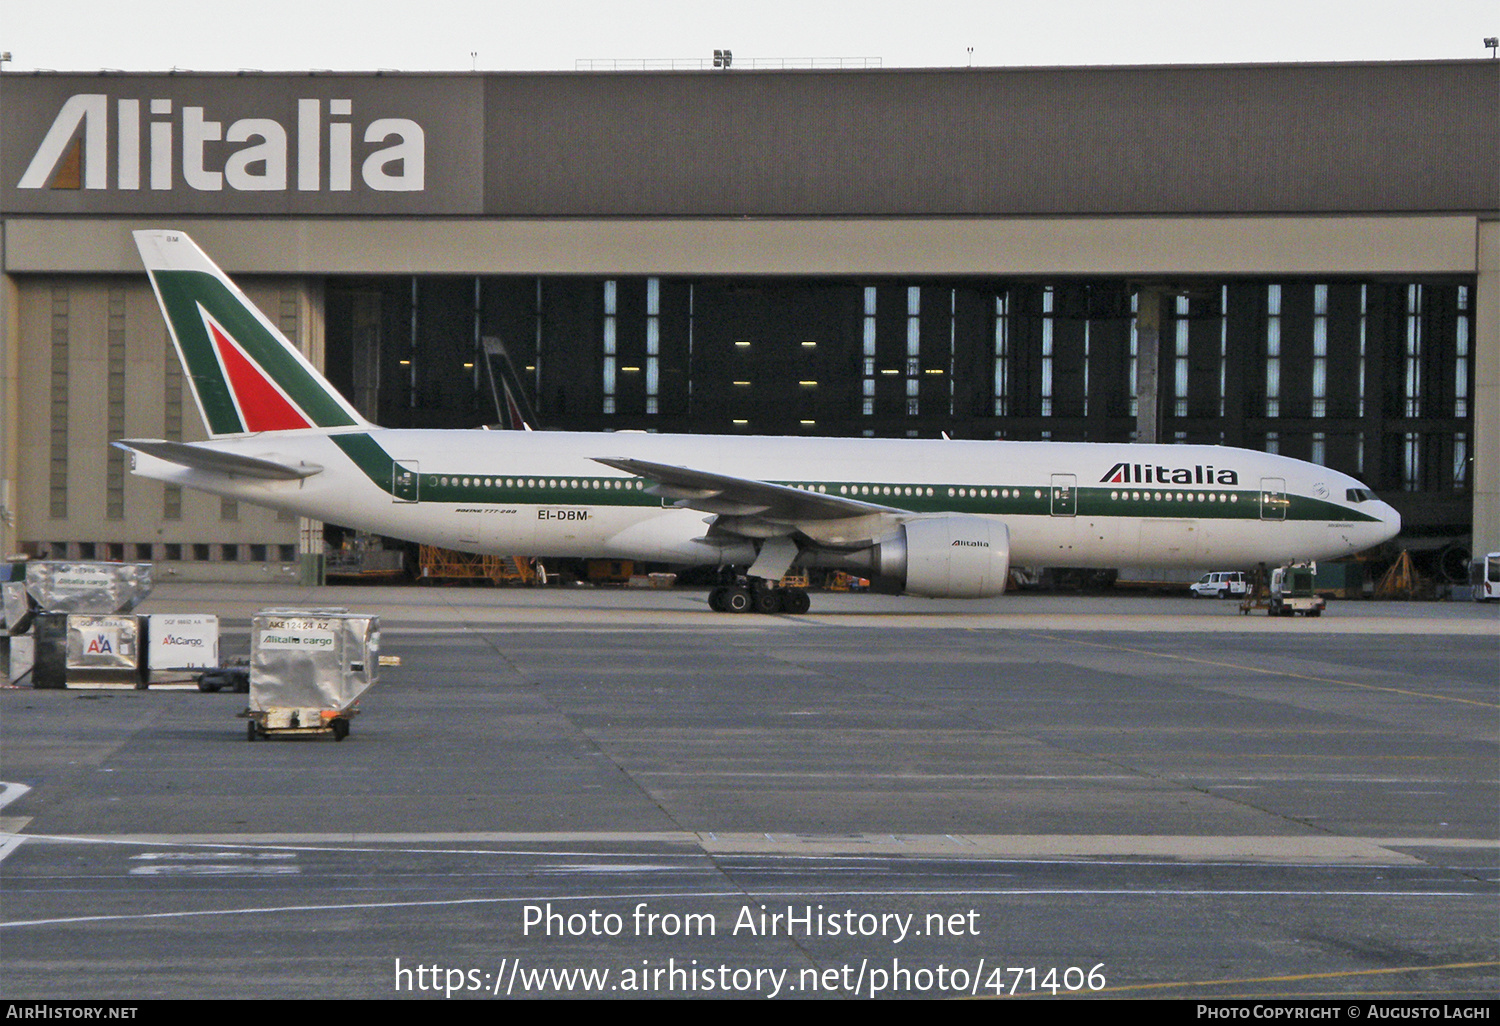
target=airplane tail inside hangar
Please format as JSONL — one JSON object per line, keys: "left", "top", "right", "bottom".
{"left": 0, "top": 61, "right": 1495, "bottom": 580}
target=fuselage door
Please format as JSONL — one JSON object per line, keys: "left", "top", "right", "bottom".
{"left": 1259, "top": 477, "right": 1288, "bottom": 521}
{"left": 1050, "top": 474, "right": 1077, "bottom": 517}
{"left": 393, "top": 460, "right": 420, "bottom": 503}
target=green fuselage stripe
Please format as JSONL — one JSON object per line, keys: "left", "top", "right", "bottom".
{"left": 329, "top": 434, "right": 1381, "bottom": 524}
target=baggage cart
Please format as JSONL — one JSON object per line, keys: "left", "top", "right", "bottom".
{"left": 243, "top": 610, "right": 378, "bottom": 741}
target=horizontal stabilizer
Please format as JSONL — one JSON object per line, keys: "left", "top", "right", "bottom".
{"left": 116, "top": 440, "right": 323, "bottom": 480}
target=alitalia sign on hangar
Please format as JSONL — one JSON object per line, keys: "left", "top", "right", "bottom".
{"left": 20, "top": 94, "right": 427, "bottom": 193}
{"left": 1, "top": 75, "right": 484, "bottom": 214}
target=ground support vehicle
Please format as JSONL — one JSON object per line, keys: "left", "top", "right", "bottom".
{"left": 1267, "top": 562, "right": 1326, "bottom": 617}
{"left": 1191, "top": 571, "right": 1250, "bottom": 598}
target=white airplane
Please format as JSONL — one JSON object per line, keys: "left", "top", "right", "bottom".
{"left": 118, "top": 230, "right": 1401, "bottom": 614}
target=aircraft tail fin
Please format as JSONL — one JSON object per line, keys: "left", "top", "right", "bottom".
{"left": 134, "top": 230, "right": 371, "bottom": 438}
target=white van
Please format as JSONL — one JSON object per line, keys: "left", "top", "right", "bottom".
{"left": 1190, "top": 571, "right": 1250, "bottom": 598}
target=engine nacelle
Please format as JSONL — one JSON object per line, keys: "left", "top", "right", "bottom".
{"left": 810, "top": 515, "right": 1011, "bottom": 598}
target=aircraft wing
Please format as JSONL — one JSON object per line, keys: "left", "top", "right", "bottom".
{"left": 115, "top": 440, "right": 324, "bottom": 481}
{"left": 592, "top": 456, "right": 902, "bottom": 522}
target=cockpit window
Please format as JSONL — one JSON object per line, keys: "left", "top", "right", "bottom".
{"left": 1345, "top": 488, "right": 1375, "bottom": 503}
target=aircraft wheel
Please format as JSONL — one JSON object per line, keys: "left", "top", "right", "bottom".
{"left": 752, "top": 588, "right": 783, "bottom": 614}
{"left": 782, "top": 589, "right": 811, "bottom": 615}
{"left": 331, "top": 718, "right": 350, "bottom": 741}
{"left": 721, "top": 586, "right": 752, "bottom": 613}
{"left": 708, "top": 587, "right": 726, "bottom": 612}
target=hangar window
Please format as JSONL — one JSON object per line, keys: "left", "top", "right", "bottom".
{"left": 1404, "top": 284, "right": 1422, "bottom": 418}
{"left": 1455, "top": 285, "right": 1470, "bottom": 419}
{"left": 1312, "top": 285, "right": 1328, "bottom": 417}
{"left": 1039, "top": 287, "right": 1054, "bottom": 418}
{"left": 906, "top": 287, "right": 921, "bottom": 416}
{"left": 602, "top": 280, "right": 617, "bottom": 415}
{"left": 1265, "top": 285, "right": 1282, "bottom": 419}
{"left": 862, "top": 287, "right": 877, "bottom": 416}
{"left": 1173, "top": 295, "right": 1189, "bottom": 418}
{"left": 994, "top": 292, "right": 1010, "bottom": 416}
{"left": 646, "top": 278, "right": 660, "bottom": 415}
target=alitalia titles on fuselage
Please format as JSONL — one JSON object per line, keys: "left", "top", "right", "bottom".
{"left": 1100, "top": 462, "right": 1240, "bottom": 486}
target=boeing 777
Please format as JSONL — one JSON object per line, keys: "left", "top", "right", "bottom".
{"left": 117, "top": 230, "right": 1402, "bottom": 613}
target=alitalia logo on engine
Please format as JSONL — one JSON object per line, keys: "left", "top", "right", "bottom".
{"left": 1101, "top": 462, "right": 1239, "bottom": 485}
{"left": 19, "top": 94, "right": 424, "bottom": 192}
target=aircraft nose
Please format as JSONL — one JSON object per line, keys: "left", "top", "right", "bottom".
{"left": 1375, "top": 501, "right": 1402, "bottom": 545}
{"left": 1384, "top": 502, "right": 1402, "bottom": 538}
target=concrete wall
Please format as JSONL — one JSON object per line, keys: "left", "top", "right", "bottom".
{"left": 1, "top": 215, "right": 1484, "bottom": 276}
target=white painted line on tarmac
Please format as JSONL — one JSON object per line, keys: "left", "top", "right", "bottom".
{"left": 3, "top": 829, "right": 1494, "bottom": 863}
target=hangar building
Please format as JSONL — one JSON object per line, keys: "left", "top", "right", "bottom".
{"left": 1, "top": 61, "right": 1496, "bottom": 580}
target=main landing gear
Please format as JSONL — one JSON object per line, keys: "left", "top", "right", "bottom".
{"left": 708, "top": 577, "right": 811, "bottom": 615}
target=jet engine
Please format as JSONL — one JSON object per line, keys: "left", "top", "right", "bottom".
{"left": 810, "top": 515, "right": 1011, "bottom": 598}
